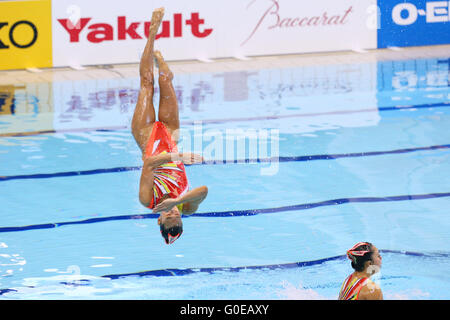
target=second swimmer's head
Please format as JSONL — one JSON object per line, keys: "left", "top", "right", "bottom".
{"left": 158, "top": 206, "right": 183, "bottom": 244}
{"left": 347, "top": 242, "right": 382, "bottom": 273}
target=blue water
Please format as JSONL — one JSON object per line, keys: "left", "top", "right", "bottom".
{"left": 0, "top": 56, "right": 449, "bottom": 299}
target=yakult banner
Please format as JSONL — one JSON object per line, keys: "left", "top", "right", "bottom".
{"left": 52, "top": 0, "right": 378, "bottom": 67}
{"left": 1, "top": 0, "right": 447, "bottom": 71}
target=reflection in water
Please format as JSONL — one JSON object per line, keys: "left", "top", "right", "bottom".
{"left": 1, "top": 58, "right": 449, "bottom": 137}
{"left": 61, "top": 87, "right": 139, "bottom": 123}
{"left": 214, "top": 71, "right": 257, "bottom": 102}
{"left": 0, "top": 85, "right": 18, "bottom": 116}
{"left": 0, "top": 61, "right": 380, "bottom": 136}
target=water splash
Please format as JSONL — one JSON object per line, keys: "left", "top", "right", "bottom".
{"left": 276, "top": 281, "right": 330, "bottom": 300}
{"left": 385, "top": 289, "right": 430, "bottom": 300}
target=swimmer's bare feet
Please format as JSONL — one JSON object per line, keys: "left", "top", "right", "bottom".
{"left": 139, "top": 8, "right": 164, "bottom": 90}
{"left": 154, "top": 50, "right": 173, "bottom": 79}
{"left": 149, "top": 7, "right": 165, "bottom": 38}
{"left": 154, "top": 50, "right": 164, "bottom": 69}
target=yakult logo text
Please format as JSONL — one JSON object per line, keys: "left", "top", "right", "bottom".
{"left": 57, "top": 13, "right": 213, "bottom": 43}
{"left": 392, "top": 1, "right": 450, "bottom": 25}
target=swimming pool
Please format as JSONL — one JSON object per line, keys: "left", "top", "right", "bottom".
{"left": 0, "top": 53, "right": 449, "bottom": 299}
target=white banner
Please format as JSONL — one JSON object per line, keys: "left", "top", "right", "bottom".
{"left": 52, "top": 0, "right": 377, "bottom": 67}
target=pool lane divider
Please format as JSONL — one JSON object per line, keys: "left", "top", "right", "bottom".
{"left": 101, "top": 255, "right": 348, "bottom": 279}
{"left": 1, "top": 143, "right": 449, "bottom": 182}
{"left": 0, "top": 250, "right": 448, "bottom": 295}
{"left": 0, "top": 191, "right": 449, "bottom": 233}
{"left": 101, "top": 250, "right": 450, "bottom": 279}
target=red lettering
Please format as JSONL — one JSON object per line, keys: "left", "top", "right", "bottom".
{"left": 241, "top": 0, "right": 279, "bottom": 45}
{"left": 340, "top": 7, "right": 353, "bottom": 24}
{"left": 145, "top": 14, "right": 183, "bottom": 39}
{"left": 174, "top": 13, "right": 182, "bottom": 37}
{"left": 322, "top": 12, "right": 329, "bottom": 25}
{"left": 186, "top": 13, "right": 212, "bottom": 38}
{"left": 241, "top": 0, "right": 354, "bottom": 46}
{"left": 143, "top": 20, "right": 170, "bottom": 39}
{"left": 279, "top": 18, "right": 289, "bottom": 28}
{"left": 144, "top": 21, "right": 151, "bottom": 38}
{"left": 307, "top": 16, "right": 320, "bottom": 26}
{"left": 290, "top": 18, "right": 300, "bottom": 27}
{"left": 298, "top": 17, "right": 308, "bottom": 26}
{"left": 156, "top": 21, "right": 170, "bottom": 39}
{"left": 327, "top": 15, "right": 340, "bottom": 25}
{"left": 57, "top": 18, "right": 91, "bottom": 42}
{"left": 87, "top": 23, "right": 113, "bottom": 43}
{"left": 58, "top": 12, "right": 213, "bottom": 43}
{"left": 117, "top": 16, "right": 141, "bottom": 40}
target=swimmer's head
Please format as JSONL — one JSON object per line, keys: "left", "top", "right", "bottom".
{"left": 347, "top": 242, "right": 382, "bottom": 273}
{"left": 157, "top": 206, "right": 183, "bottom": 244}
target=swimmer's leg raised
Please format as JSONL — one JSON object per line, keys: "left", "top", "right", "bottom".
{"left": 131, "top": 8, "right": 164, "bottom": 151}
{"left": 155, "top": 50, "right": 180, "bottom": 143}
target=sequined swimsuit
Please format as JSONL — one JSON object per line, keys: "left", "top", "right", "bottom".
{"left": 144, "top": 121, "right": 189, "bottom": 209}
{"left": 338, "top": 274, "right": 370, "bottom": 300}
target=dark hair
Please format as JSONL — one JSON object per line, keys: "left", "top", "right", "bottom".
{"left": 348, "top": 242, "right": 374, "bottom": 272}
{"left": 160, "top": 224, "right": 183, "bottom": 244}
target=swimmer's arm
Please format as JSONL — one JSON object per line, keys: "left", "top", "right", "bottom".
{"left": 144, "top": 153, "right": 181, "bottom": 169}
{"left": 138, "top": 164, "right": 154, "bottom": 207}
{"left": 152, "top": 186, "right": 208, "bottom": 213}
{"left": 144, "top": 152, "right": 204, "bottom": 169}
{"left": 178, "top": 186, "right": 209, "bottom": 215}
{"left": 358, "top": 283, "right": 383, "bottom": 300}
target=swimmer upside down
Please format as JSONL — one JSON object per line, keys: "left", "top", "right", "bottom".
{"left": 131, "top": 7, "right": 208, "bottom": 245}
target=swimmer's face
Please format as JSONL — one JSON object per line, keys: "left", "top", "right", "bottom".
{"left": 157, "top": 206, "right": 182, "bottom": 228}
{"left": 366, "top": 246, "right": 382, "bottom": 274}
{"left": 370, "top": 246, "right": 382, "bottom": 268}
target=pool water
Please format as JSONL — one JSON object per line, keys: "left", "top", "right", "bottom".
{"left": 0, "top": 56, "right": 449, "bottom": 299}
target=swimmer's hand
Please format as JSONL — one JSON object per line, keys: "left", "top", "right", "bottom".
{"left": 173, "top": 153, "right": 204, "bottom": 165}
{"left": 152, "top": 198, "right": 178, "bottom": 213}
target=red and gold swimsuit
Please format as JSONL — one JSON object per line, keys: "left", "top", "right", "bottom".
{"left": 338, "top": 274, "right": 369, "bottom": 300}
{"left": 144, "top": 121, "right": 189, "bottom": 209}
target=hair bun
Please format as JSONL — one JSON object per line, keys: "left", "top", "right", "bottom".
{"left": 346, "top": 242, "right": 371, "bottom": 260}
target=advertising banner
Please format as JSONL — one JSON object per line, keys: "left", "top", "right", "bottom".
{"left": 378, "top": 0, "right": 450, "bottom": 48}
{"left": 0, "top": 0, "right": 52, "bottom": 70}
{"left": 1, "top": 0, "right": 448, "bottom": 70}
{"left": 51, "top": 0, "right": 377, "bottom": 67}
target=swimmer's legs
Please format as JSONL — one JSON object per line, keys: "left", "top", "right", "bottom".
{"left": 131, "top": 8, "right": 164, "bottom": 150}
{"left": 155, "top": 50, "right": 180, "bottom": 143}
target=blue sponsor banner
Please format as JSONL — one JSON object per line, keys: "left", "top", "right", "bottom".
{"left": 378, "top": 0, "right": 450, "bottom": 48}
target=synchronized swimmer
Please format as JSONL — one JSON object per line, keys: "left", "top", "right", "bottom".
{"left": 131, "top": 7, "right": 208, "bottom": 245}
{"left": 132, "top": 7, "right": 384, "bottom": 300}
{"left": 339, "top": 242, "right": 383, "bottom": 300}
